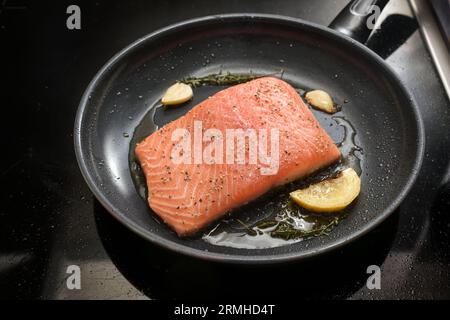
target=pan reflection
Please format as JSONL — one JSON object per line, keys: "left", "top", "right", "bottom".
{"left": 93, "top": 199, "right": 398, "bottom": 299}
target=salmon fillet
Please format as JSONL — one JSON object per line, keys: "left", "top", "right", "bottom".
{"left": 135, "top": 77, "right": 341, "bottom": 236}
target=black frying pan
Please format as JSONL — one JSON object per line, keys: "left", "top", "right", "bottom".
{"left": 74, "top": 0, "right": 424, "bottom": 264}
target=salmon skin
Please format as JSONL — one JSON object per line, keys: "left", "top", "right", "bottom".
{"left": 135, "top": 77, "right": 341, "bottom": 236}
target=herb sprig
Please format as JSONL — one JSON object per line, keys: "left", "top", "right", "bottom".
{"left": 179, "top": 70, "right": 284, "bottom": 88}
{"left": 267, "top": 217, "right": 341, "bottom": 241}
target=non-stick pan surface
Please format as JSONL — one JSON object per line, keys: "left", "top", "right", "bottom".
{"left": 74, "top": 14, "right": 424, "bottom": 264}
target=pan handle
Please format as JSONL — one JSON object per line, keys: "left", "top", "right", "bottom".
{"left": 329, "top": 0, "right": 389, "bottom": 43}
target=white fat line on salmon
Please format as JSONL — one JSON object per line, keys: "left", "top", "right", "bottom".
{"left": 171, "top": 120, "right": 280, "bottom": 175}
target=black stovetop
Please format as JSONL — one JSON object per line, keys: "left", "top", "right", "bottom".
{"left": 1, "top": 0, "right": 449, "bottom": 300}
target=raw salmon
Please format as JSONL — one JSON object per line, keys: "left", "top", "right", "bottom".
{"left": 135, "top": 77, "right": 341, "bottom": 236}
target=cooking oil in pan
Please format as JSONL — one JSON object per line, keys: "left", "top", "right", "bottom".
{"left": 129, "top": 85, "right": 363, "bottom": 249}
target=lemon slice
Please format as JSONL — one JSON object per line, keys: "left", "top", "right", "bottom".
{"left": 305, "top": 90, "right": 337, "bottom": 113}
{"left": 161, "top": 83, "right": 193, "bottom": 106}
{"left": 290, "top": 168, "right": 361, "bottom": 212}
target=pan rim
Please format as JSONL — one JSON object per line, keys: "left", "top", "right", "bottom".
{"left": 74, "top": 13, "right": 425, "bottom": 265}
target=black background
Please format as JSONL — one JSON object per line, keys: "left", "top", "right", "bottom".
{"left": 0, "top": 0, "right": 449, "bottom": 300}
